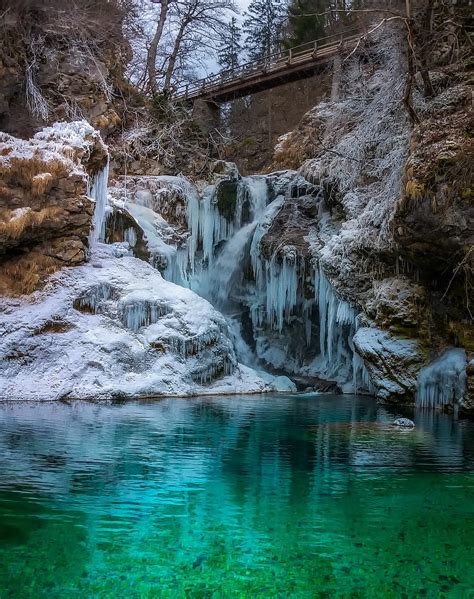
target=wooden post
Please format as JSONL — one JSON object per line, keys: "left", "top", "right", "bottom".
{"left": 185, "top": 84, "right": 189, "bottom": 100}
{"left": 287, "top": 48, "right": 293, "bottom": 65}
{"left": 312, "top": 40, "right": 318, "bottom": 57}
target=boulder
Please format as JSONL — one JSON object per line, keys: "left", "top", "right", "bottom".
{"left": 353, "top": 327, "right": 425, "bottom": 402}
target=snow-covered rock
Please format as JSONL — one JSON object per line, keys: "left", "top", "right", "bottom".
{"left": 0, "top": 121, "right": 108, "bottom": 295}
{"left": 0, "top": 244, "right": 286, "bottom": 401}
{"left": 353, "top": 327, "right": 425, "bottom": 402}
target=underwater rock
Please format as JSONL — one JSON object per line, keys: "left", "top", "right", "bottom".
{"left": 392, "top": 418, "right": 415, "bottom": 428}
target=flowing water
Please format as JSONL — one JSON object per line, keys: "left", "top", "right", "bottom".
{"left": 1, "top": 394, "right": 474, "bottom": 598}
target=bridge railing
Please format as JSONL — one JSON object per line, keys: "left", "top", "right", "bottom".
{"left": 174, "top": 28, "right": 363, "bottom": 101}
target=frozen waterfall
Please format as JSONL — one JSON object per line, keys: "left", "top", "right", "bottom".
{"left": 157, "top": 173, "right": 370, "bottom": 390}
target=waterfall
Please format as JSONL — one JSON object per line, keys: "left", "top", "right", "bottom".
{"left": 210, "top": 222, "right": 258, "bottom": 304}
{"left": 88, "top": 159, "right": 110, "bottom": 244}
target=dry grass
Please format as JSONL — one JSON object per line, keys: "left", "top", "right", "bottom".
{"left": 0, "top": 155, "right": 67, "bottom": 190}
{"left": 0, "top": 206, "right": 63, "bottom": 240}
{"left": 0, "top": 252, "right": 62, "bottom": 296}
{"left": 33, "top": 319, "right": 75, "bottom": 335}
{"left": 270, "top": 132, "right": 318, "bottom": 171}
{"left": 0, "top": 185, "right": 15, "bottom": 201}
{"left": 404, "top": 179, "right": 426, "bottom": 200}
{"left": 31, "top": 172, "right": 54, "bottom": 197}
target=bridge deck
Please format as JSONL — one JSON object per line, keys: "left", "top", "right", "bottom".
{"left": 175, "top": 30, "right": 362, "bottom": 103}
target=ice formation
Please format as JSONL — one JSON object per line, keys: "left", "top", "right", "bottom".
{"left": 313, "top": 267, "right": 359, "bottom": 385}
{"left": 118, "top": 295, "right": 170, "bottom": 332}
{"left": 89, "top": 159, "right": 110, "bottom": 243}
{"left": 416, "top": 348, "right": 467, "bottom": 409}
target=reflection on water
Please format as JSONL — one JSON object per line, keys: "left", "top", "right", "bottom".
{"left": 0, "top": 394, "right": 473, "bottom": 597}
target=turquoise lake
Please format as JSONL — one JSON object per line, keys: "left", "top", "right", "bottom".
{"left": 0, "top": 394, "right": 473, "bottom": 598}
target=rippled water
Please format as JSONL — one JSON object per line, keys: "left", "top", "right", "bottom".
{"left": 1, "top": 394, "right": 474, "bottom": 597}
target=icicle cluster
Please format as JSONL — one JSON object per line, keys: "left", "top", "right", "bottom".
{"left": 263, "top": 252, "right": 300, "bottom": 332}
{"left": 119, "top": 299, "right": 169, "bottom": 332}
{"left": 156, "top": 330, "right": 222, "bottom": 358}
{"left": 313, "top": 266, "right": 359, "bottom": 386}
{"left": 249, "top": 196, "right": 293, "bottom": 330}
{"left": 74, "top": 283, "right": 117, "bottom": 314}
{"left": 123, "top": 227, "right": 137, "bottom": 248}
{"left": 191, "top": 355, "right": 235, "bottom": 385}
{"left": 416, "top": 348, "right": 467, "bottom": 409}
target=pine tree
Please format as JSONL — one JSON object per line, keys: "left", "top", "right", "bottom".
{"left": 285, "top": 0, "right": 328, "bottom": 48}
{"left": 217, "top": 17, "right": 242, "bottom": 73}
{"left": 243, "top": 0, "right": 286, "bottom": 61}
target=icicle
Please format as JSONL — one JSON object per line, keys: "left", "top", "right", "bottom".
{"left": 302, "top": 299, "right": 314, "bottom": 346}
{"left": 416, "top": 348, "right": 467, "bottom": 409}
{"left": 313, "top": 265, "right": 363, "bottom": 387}
{"left": 88, "top": 158, "right": 110, "bottom": 244}
{"left": 123, "top": 227, "right": 137, "bottom": 247}
{"left": 265, "top": 252, "right": 299, "bottom": 332}
{"left": 352, "top": 350, "right": 373, "bottom": 394}
{"left": 191, "top": 356, "right": 236, "bottom": 385}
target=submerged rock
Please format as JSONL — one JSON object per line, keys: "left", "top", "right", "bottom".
{"left": 392, "top": 418, "right": 415, "bottom": 428}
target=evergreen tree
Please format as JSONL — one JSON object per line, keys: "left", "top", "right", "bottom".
{"left": 285, "top": 0, "right": 328, "bottom": 48}
{"left": 243, "top": 0, "right": 286, "bottom": 61}
{"left": 217, "top": 17, "right": 242, "bottom": 72}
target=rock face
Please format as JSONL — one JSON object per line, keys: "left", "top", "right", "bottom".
{"left": 0, "top": 3, "right": 126, "bottom": 139}
{"left": 0, "top": 121, "right": 108, "bottom": 295}
{"left": 261, "top": 28, "right": 473, "bottom": 409}
{"left": 393, "top": 81, "right": 473, "bottom": 275}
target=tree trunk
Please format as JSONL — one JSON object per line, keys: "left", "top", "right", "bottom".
{"left": 147, "top": 0, "right": 170, "bottom": 94}
{"left": 163, "top": 20, "right": 188, "bottom": 92}
{"left": 331, "top": 53, "right": 342, "bottom": 102}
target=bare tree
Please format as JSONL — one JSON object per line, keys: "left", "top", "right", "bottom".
{"left": 162, "top": 0, "right": 236, "bottom": 93}
{"left": 147, "top": 0, "right": 173, "bottom": 93}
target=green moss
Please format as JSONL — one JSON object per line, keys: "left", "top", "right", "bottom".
{"left": 216, "top": 180, "right": 238, "bottom": 221}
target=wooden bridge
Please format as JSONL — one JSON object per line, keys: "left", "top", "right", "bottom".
{"left": 175, "top": 29, "right": 363, "bottom": 104}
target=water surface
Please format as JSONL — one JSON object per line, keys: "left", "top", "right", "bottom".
{"left": 0, "top": 394, "right": 473, "bottom": 597}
